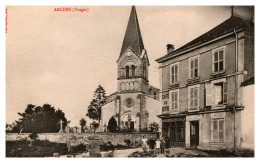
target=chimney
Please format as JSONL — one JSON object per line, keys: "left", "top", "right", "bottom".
{"left": 166, "top": 44, "right": 174, "bottom": 54}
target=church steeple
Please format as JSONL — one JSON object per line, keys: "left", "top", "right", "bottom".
{"left": 120, "top": 6, "right": 145, "bottom": 56}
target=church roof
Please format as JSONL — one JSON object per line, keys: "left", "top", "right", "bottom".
{"left": 156, "top": 15, "right": 254, "bottom": 63}
{"left": 120, "top": 6, "right": 145, "bottom": 56}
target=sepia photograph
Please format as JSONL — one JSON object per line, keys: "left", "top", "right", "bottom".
{"left": 5, "top": 5, "right": 254, "bottom": 158}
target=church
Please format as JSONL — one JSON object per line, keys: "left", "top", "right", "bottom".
{"left": 100, "top": 6, "right": 161, "bottom": 132}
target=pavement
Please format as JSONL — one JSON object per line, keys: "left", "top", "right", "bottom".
{"left": 157, "top": 148, "right": 210, "bottom": 157}
{"left": 58, "top": 148, "right": 209, "bottom": 158}
{"left": 115, "top": 148, "right": 143, "bottom": 157}
{"left": 127, "top": 147, "right": 210, "bottom": 157}
{"left": 59, "top": 147, "right": 253, "bottom": 157}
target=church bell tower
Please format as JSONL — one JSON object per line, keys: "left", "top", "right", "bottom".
{"left": 116, "top": 6, "right": 150, "bottom": 131}
{"left": 117, "top": 6, "right": 150, "bottom": 94}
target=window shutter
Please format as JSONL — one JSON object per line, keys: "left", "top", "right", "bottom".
{"left": 176, "top": 92, "right": 178, "bottom": 110}
{"left": 188, "top": 89, "right": 191, "bottom": 109}
{"left": 169, "top": 92, "right": 173, "bottom": 111}
{"left": 171, "top": 66, "right": 174, "bottom": 84}
{"left": 189, "top": 89, "right": 193, "bottom": 108}
{"left": 223, "top": 82, "right": 228, "bottom": 104}
{"left": 205, "top": 84, "right": 213, "bottom": 106}
{"left": 175, "top": 71, "right": 178, "bottom": 83}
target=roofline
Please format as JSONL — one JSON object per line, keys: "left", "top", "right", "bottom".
{"left": 241, "top": 77, "right": 254, "bottom": 87}
{"left": 155, "top": 28, "right": 244, "bottom": 63}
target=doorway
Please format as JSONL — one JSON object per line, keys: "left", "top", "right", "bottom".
{"left": 190, "top": 121, "right": 199, "bottom": 148}
{"left": 130, "top": 122, "right": 134, "bottom": 130}
{"left": 125, "top": 121, "right": 134, "bottom": 131}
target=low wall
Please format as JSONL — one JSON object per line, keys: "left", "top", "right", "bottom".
{"left": 6, "top": 132, "right": 157, "bottom": 146}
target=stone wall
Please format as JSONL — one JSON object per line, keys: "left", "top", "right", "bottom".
{"left": 6, "top": 132, "right": 157, "bottom": 147}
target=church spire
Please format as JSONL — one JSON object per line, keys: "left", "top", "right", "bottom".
{"left": 120, "top": 6, "right": 145, "bottom": 56}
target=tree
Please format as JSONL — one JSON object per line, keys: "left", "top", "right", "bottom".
{"left": 6, "top": 123, "right": 20, "bottom": 133}
{"left": 79, "top": 118, "right": 87, "bottom": 133}
{"left": 86, "top": 85, "right": 106, "bottom": 126}
{"left": 16, "top": 104, "right": 69, "bottom": 133}
{"left": 90, "top": 121, "right": 99, "bottom": 133}
{"left": 149, "top": 122, "right": 159, "bottom": 132}
{"left": 107, "top": 117, "right": 117, "bottom": 132}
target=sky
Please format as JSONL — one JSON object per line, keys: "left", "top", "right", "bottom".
{"left": 6, "top": 6, "right": 253, "bottom": 127}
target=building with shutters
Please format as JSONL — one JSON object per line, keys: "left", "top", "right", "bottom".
{"left": 100, "top": 6, "right": 160, "bottom": 132}
{"left": 155, "top": 12, "right": 254, "bottom": 151}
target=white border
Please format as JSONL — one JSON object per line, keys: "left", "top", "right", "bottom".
{"left": 0, "top": 1, "right": 259, "bottom": 163}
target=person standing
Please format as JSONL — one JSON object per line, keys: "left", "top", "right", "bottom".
{"left": 141, "top": 135, "right": 148, "bottom": 153}
{"left": 160, "top": 137, "right": 165, "bottom": 154}
{"left": 165, "top": 136, "right": 170, "bottom": 149}
{"left": 66, "top": 138, "right": 72, "bottom": 155}
{"left": 155, "top": 138, "right": 161, "bottom": 155}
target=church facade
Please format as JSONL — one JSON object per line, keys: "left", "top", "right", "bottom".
{"left": 100, "top": 6, "right": 160, "bottom": 132}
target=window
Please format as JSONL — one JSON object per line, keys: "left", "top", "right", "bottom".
{"left": 125, "top": 98, "right": 134, "bottom": 108}
{"left": 206, "top": 81, "right": 228, "bottom": 106}
{"left": 189, "top": 57, "right": 199, "bottom": 78}
{"left": 211, "top": 119, "right": 225, "bottom": 142}
{"left": 143, "top": 62, "right": 147, "bottom": 80}
{"left": 212, "top": 48, "right": 225, "bottom": 73}
{"left": 214, "top": 82, "right": 228, "bottom": 105}
{"left": 125, "top": 66, "right": 129, "bottom": 78}
{"left": 170, "top": 90, "right": 179, "bottom": 112}
{"left": 131, "top": 65, "right": 135, "bottom": 77}
{"left": 188, "top": 85, "right": 199, "bottom": 111}
{"left": 170, "top": 63, "right": 179, "bottom": 84}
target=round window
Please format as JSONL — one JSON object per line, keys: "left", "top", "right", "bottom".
{"left": 125, "top": 98, "right": 134, "bottom": 108}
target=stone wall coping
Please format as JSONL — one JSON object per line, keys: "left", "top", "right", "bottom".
{"left": 6, "top": 132, "right": 158, "bottom": 135}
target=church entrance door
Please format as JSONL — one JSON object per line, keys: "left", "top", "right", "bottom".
{"left": 130, "top": 121, "right": 134, "bottom": 130}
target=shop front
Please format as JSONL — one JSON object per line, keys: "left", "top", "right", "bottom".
{"left": 162, "top": 117, "right": 185, "bottom": 147}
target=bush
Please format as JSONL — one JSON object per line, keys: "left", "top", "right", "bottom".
{"left": 147, "top": 139, "right": 156, "bottom": 150}
{"left": 128, "top": 151, "right": 156, "bottom": 157}
{"left": 107, "top": 117, "right": 117, "bottom": 132}
{"left": 100, "top": 141, "right": 115, "bottom": 151}
{"left": 115, "top": 144, "right": 127, "bottom": 150}
{"left": 124, "top": 139, "right": 131, "bottom": 147}
{"left": 29, "top": 133, "right": 38, "bottom": 140}
{"left": 73, "top": 144, "right": 87, "bottom": 153}
{"left": 6, "top": 140, "right": 68, "bottom": 157}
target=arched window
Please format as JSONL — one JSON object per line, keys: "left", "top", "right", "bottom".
{"left": 143, "top": 66, "right": 147, "bottom": 80}
{"left": 126, "top": 66, "right": 129, "bottom": 78}
{"left": 131, "top": 65, "right": 135, "bottom": 77}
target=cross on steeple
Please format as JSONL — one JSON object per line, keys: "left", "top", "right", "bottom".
{"left": 231, "top": 6, "right": 234, "bottom": 16}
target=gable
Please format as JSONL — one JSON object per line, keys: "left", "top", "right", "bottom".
{"left": 140, "top": 49, "right": 150, "bottom": 66}
{"left": 117, "top": 48, "right": 142, "bottom": 67}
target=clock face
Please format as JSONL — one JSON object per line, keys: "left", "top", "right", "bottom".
{"left": 127, "top": 51, "right": 131, "bottom": 56}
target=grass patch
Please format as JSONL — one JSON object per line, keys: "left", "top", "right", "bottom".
{"left": 6, "top": 140, "right": 68, "bottom": 157}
